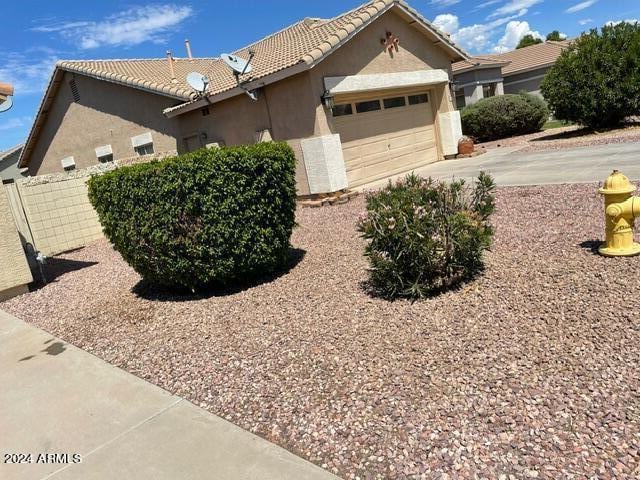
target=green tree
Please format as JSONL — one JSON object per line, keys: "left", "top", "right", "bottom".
{"left": 541, "top": 22, "right": 640, "bottom": 129}
{"left": 546, "top": 30, "right": 564, "bottom": 41}
{"left": 516, "top": 34, "right": 543, "bottom": 49}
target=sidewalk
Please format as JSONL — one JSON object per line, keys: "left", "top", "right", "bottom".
{"left": 0, "top": 309, "right": 338, "bottom": 480}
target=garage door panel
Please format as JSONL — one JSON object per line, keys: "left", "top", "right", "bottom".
{"left": 351, "top": 146, "right": 439, "bottom": 186}
{"left": 333, "top": 90, "right": 439, "bottom": 189}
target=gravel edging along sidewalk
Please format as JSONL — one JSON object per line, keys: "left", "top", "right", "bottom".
{"left": 4, "top": 183, "right": 640, "bottom": 479}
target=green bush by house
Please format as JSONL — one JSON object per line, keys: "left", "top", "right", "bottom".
{"left": 460, "top": 93, "right": 549, "bottom": 142}
{"left": 541, "top": 22, "right": 640, "bottom": 129}
{"left": 357, "top": 172, "right": 495, "bottom": 300}
{"left": 88, "top": 142, "right": 297, "bottom": 291}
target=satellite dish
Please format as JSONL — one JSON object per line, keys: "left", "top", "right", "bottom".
{"left": 221, "top": 53, "right": 253, "bottom": 75}
{"left": 186, "top": 71, "right": 209, "bottom": 94}
{"left": 0, "top": 96, "right": 13, "bottom": 113}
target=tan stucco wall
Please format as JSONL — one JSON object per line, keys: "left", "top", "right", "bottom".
{"left": 176, "top": 91, "right": 271, "bottom": 150}
{"left": 309, "top": 8, "right": 456, "bottom": 135}
{"left": 28, "top": 72, "right": 181, "bottom": 175}
{"left": 0, "top": 185, "right": 33, "bottom": 299}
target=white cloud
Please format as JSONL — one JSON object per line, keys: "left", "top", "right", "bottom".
{"left": 566, "top": 1, "right": 597, "bottom": 14}
{"left": 492, "top": 20, "right": 542, "bottom": 52}
{"left": 429, "top": 0, "right": 461, "bottom": 6}
{"left": 0, "top": 117, "right": 31, "bottom": 131}
{"left": 605, "top": 19, "right": 640, "bottom": 26}
{"left": 433, "top": 14, "right": 460, "bottom": 34}
{"left": 436, "top": 14, "right": 518, "bottom": 52}
{"left": 488, "top": 0, "right": 544, "bottom": 19}
{"left": 475, "top": 0, "right": 501, "bottom": 8}
{"left": 0, "top": 53, "right": 58, "bottom": 95}
{"left": 578, "top": 18, "right": 594, "bottom": 25}
{"left": 33, "top": 5, "right": 192, "bottom": 50}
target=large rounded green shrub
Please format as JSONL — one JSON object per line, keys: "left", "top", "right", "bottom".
{"left": 461, "top": 93, "right": 549, "bottom": 142}
{"left": 88, "top": 142, "right": 297, "bottom": 291}
{"left": 357, "top": 172, "right": 495, "bottom": 300}
{"left": 541, "top": 22, "right": 640, "bottom": 129}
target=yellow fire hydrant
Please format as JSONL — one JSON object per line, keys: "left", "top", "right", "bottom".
{"left": 599, "top": 169, "right": 640, "bottom": 257}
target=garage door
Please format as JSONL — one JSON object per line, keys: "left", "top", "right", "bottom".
{"left": 332, "top": 91, "right": 438, "bottom": 189}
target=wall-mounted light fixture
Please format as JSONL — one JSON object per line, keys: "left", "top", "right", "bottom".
{"left": 321, "top": 90, "right": 335, "bottom": 109}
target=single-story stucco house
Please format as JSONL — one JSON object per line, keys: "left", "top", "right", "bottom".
{"left": 0, "top": 144, "right": 27, "bottom": 183}
{"left": 452, "top": 40, "right": 571, "bottom": 109}
{"left": 19, "top": 0, "right": 469, "bottom": 195}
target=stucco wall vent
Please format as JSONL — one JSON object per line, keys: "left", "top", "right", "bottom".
{"left": 69, "top": 79, "right": 80, "bottom": 102}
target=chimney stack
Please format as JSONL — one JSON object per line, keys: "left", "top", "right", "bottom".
{"left": 185, "top": 39, "right": 193, "bottom": 61}
{"left": 166, "top": 50, "right": 177, "bottom": 83}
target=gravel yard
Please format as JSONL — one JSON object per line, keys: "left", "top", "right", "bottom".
{"left": 477, "top": 123, "right": 640, "bottom": 153}
{"left": 4, "top": 183, "right": 640, "bottom": 479}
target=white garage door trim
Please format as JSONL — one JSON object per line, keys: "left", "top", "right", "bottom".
{"left": 324, "top": 70, "right": 449, "bottom": 95}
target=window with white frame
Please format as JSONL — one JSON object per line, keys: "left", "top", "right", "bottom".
{"left": 131, "top": 132, "right": 154, "bottom": 156}
{"left": 95, "top": 144, "right": 113, "bottom": 163}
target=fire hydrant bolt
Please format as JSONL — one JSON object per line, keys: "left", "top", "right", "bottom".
{"left": 598, "top": 170, "right": 640, "bottom": 257}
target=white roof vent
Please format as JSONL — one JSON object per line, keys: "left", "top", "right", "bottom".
{"left": 60, "top": 156, "right": 76, "bottom": 170}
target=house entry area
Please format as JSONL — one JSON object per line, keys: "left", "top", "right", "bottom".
{"left": 331, "top": 89, "right": 438, "bottom": 189}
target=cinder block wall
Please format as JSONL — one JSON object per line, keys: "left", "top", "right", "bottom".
{"left": 17, "top": 177, "right": 103, "bottom": 256}
{"left": 0, "top": 186, "right": 33, "bottom": 300}
{"left": 17, "top": 151, "right": 175, "bottom": 257}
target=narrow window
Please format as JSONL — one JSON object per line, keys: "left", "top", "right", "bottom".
{"left": 408, "top": 93, "right": 429, "bottom": 105}
{"left": 455, "top": 91, "right": 466, "bottom": 110}
{"left": 95, "top": 145, "right": 113, "bottom": 163}
{"left": 331, "top": 104, "right": 353, "bottom": 117}
{"left": 134, "top": 143, "right": 154, "bottom": 156}
{"left": 355, "top": 99, "right": 381, "bottom": 113}
{"left": 483, "top": 83, "right": 497, "bottom": 98}
{"left": 383, "top": 96, "right": 406, "bottom": 109}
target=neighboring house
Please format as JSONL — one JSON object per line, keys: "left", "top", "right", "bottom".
{"left": 0, "top": 144, "right": 27, "bottom": 183}
{"left": 452, "top": 40, "right": 571, "bottom": 109}
{"left": 19, "top": 0, "right": 468, "bottom": 194}
{"left": 451, "top": 57, "right": 509, "bottom": 109}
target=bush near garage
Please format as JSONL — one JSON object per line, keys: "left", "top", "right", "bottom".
{"left": 357, "top": 172, "right": 495, "bottom": 300}
{"left": 460, "top": 93, "right": 549, "bottom": 142}
{"left": 88, "top": 142, "right": 297, "bottom": 291}
{"left": 541, "top": 22, "right": 640, "bottom": 129}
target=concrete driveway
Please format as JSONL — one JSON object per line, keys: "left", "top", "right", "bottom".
{"left": 414, "top": 141, "right": 640, "bottom": 186}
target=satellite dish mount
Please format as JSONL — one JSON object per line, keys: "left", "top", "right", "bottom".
{"left": 221, "top": 50, "right": 258, "bottom": 101}
{"left": 186, "top": 71, "right": 210, "bottom": 97}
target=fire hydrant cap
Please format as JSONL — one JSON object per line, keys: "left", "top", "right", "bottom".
{"left": 599, "top": 170, "right": 637, "bottom": 195}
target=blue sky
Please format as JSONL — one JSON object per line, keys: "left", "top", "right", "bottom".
{"left": 2, "top": 0, "right": 639, "bottom": 151}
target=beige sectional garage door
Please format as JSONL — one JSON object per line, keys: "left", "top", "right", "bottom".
{"left": 332, "top": 91, "right": 438, "bottom": 189}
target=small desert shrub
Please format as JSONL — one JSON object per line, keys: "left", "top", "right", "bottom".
{"left": 461, "top": 93, "right": 549, "bottom": 142}
{"left": 88, "top": 142, "right": 297, "bottom": 291}
{"left": 357, "top": 172, "right": 495, "bottom": 300}
{"left": 541, "top": 22, "right": 640, "bottom": 129}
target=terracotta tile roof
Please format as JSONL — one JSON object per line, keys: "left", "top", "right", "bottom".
{"left": 483, "top": 40, "right": 572, "bottom": 76}
{"left": 57, "top": 0, "right": 465, "bottom": 109}
{"left": 452, "top": 55, "right": 510, "bottom": 74}
{"left": 20, "top": 0, "right": 468, "bottom": 167}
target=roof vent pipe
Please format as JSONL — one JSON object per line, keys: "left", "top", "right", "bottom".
{"left": 166, "top": 50, "right": 177, "bottom": 83}
{"left": 185, "top": 39, "right": 193, "bottom": 61}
